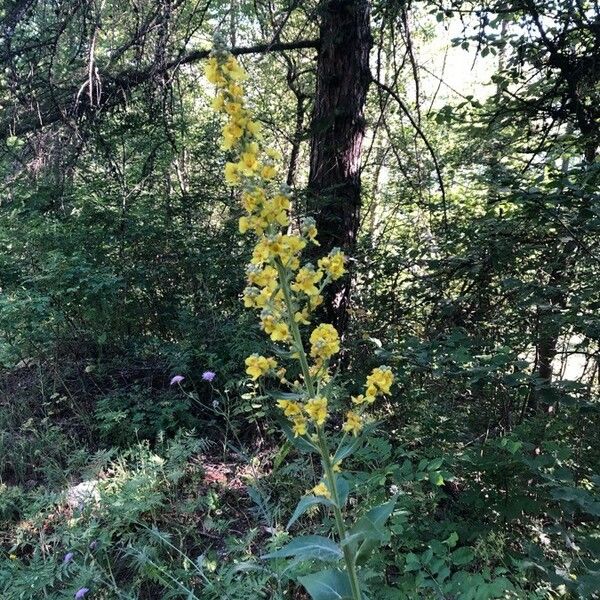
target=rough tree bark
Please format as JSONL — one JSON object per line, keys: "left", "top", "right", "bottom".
{"left": 308, "top": 0, "right": 373, "bottom": 339}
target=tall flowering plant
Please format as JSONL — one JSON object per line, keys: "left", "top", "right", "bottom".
{"left": 206, "top": 43, "right": 395, "bottom": 600}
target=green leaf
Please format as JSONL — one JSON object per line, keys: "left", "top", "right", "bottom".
{"left": 298, "top": 569, "right": 353, "bottom": 600}
{"left": 335, "top": 475, "right": 350, "bottom": 508}
{"left": 266, "top": 389, "right": 305, "bottom": 401}
{"left": 428, "top": 457, "right": 443, "bottom": 470}
{"left": 429, "top": 471, "right": 444, "bottom": 486}
{"left": 450, "top": 547, "right": 475, "bottom": 565}
{"left": 348, "top": 498, "right": 397, "bottom": 565}
{"left": 261, "top": 535, "right": 342, "bottom": 562}
{"left": 333, "top": 422, "right": 378, "bottom": 463}
{"left": 286, "top": 495, "right": 334, "bottom": 530}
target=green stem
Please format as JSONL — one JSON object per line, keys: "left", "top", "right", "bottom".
{"left": 275, "top": 258, "right": 362, "bottom": 600}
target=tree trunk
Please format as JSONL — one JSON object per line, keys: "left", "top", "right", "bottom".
{"left": 308, "top": 0, "right": 372, "bottom": 339}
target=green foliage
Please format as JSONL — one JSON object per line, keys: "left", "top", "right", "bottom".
{"left": 0, "top": 1, "right": 599, "bottom": 599}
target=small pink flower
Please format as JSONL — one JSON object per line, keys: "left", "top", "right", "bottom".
{"left": 170, "top": 375, "right": 184, "bottom": 385}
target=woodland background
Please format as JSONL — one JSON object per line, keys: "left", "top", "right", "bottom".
{"left": 0, "top": 0, "right": 599, "bottom": 598}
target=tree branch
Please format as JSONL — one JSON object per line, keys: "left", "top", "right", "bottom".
{"left": 2, "top": 38, "right": 320, "bottom": 141}
{"left": 372, "top": 78, "right": 448, "bottom": 231}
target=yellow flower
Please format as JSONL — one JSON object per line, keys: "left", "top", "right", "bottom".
{"left": 304, "top": 396, "right": 328, "bottom": 426}
{"left": 266, "top": 147, "right": 282, "bottom": 161}
{"left": 292, "top": 415, "right": 308, "bottom": 436}
{"left": 318, "top": 248, "right": 345, "bottom": 280}
{"left": 260, "top": 197, "right": 289, "bottom": 228}
{"left": 243, "top": 286, "right": 260, "bottom": 307}
{"left": 270, "top": 321, "right": 290, "bottom": 342}
{"left": 228, "top": 83, "right": 244, "bottom": 98}
{"left": 205, "top": 57, "right": 224, "bottom": 84}
{"left": 277, "top": 399, "right": 302, "bottom": 418}
{"left": 365, "top": 366, "right": 394, "bottom": 395}
{"left": 312, "top": 481, "right": 331, "bottom": 499}
{"left": 294, "top": 308, "right": 311, "bottom": 325}
{"left": 261, "top": 316, "right": 290, "bottom": 342}
{"left": 224, "top": 101, "right": 243, "bottom": 116}
{"left": 239, "top": 216, "right": 250, "bottom": 234}
{"left": 222, "top": 121, "right": 243, "bottom": 149}
{"left": 251, "top": 237, "right": 271, "bottom": 264}
{"left": 224, "top": 162, "right": 240, "bottom": 186}
{"left": 245, "top": 354, "right": 277, "bottom": 379}
{"left": 211, "top": 93, "right": 226, "bottom": 111}
{"left": 306, "top": 225, "right": 319, "bottom": 244}
{"left": 247, "top": 265, "right": 278, "bottom": 290}
{"left": 291, "top": 266, "right": 323, "bottom": 297}
{"left": 351, "top": 394, "right": 367, "bottom": 405}
{"left": 9, "top": 554, "right": 17, "bottom": 560}
{"left": 224, "top": 55, "right": 247, "bottom": 81}
{"left": 242, "top": 187, "right": 266, "bottom": 213}
{"left": 309, "top": 294, "right": 324, "bottom": 309}
{"left": 261, "top": 164, "right": 277, "bottom": 180}
{"left": 246, "top": 120, "right": 262, "bottom": 136}
{"left": 332, "top": 460, "right": 342, "bottom": 473}
{"left": 309, "top": 324, "right": 340, "bottom": 361}
{"left": 238, "top": 145, "right": 261, "bottom": 176}
{"left": 342, "top": 411, "right": 362, "bottom": 436}
{"left": 301, "top": 217, "right": 320, "bottom": 245}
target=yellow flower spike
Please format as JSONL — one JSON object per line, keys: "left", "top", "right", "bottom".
{"left": 309, "top": 323, "right": 340, "bottom": 361}
{"left": 332, "top": 459, "right": 342, "bottom": 473}
{"left": 305, "top": 396, "right": 328, "bottom": 426}
{"left": 312, "top": 481, "right": 331, "bottom": 499}
{"left": 342, "top": 411, "right": 363, "bottom": 436}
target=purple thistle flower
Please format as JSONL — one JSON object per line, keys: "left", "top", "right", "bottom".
{"left": 170, "top": 375, "right": 185, "bottom": 386}
{"left": 63, "top": 552, "right": 74, "bottom": 565}
{"left": 202, "top": 370, "right": 216, "bottom": 382}
{"left": 75, "top": 588, "right": 90, "bottom": 599}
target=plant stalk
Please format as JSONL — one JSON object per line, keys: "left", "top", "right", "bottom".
{"left": 275, "top": 259, "right": 362, "bottom": 600}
